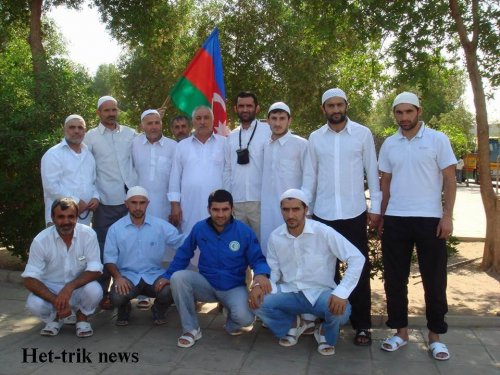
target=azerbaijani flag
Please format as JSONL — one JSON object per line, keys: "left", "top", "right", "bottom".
{"left": 170, "top": 27, "right": 229, "bottom": 135}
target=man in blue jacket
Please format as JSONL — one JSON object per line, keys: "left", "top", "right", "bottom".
{"left": 155, "top": 189, "right": 271, "bottom": 348}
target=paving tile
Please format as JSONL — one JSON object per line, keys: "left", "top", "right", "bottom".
{"left": 240, "top": 351, "right": 309, "bottom": 375}
{"left": 175, "top": 345, "right": 246, "bottom": 372}
{"left": 435, "top": 362, "right": 500, "bottom": 375}
{"left": 435, "top": 328, "right": 482, "bottom": 345}
{"left": 474, "top": 328, "right": 500, "bottom": 346}
{"left": 371, "top": 341, "right": 431, "bottom": 362}
{"left": 371, "top": 360, "right": 439, "bottom": 375}
{"left": 445, "top": 343, "right": 496, "bottom": 365}
{"left": 101, "top": 363, "right": 175, "bottom": 375}
{"left": 307, "top": 359, "right": 372, "bottom": 375}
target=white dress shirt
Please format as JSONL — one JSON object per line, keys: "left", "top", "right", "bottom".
{"left": 302, "top": 119, "right": 382, "bottom": 220}
{"left": 22, "top": 224, "right": 103, "bottom": 285}
{"left": 267, "top": 219, "right": 364, "bottom": 305}
{"left": 378, "top": 123, "right": 457, "bottom": 218}
{"left": 260, "top": 132, "right": 308, "bottom": 252}
{"left": 223, "top": 120, "right": 272, "bottom": 202}
{"left": 168, "top": 133, "right": 225, "bottom": 235}
{"left": 41, "top": 139, "right": 99, "bottom": 225}
{"left": 132, "top": 134, "right": 177, "bottom": 220}
{"left": 84, "top": 123, "right": 137, "bottom": 205}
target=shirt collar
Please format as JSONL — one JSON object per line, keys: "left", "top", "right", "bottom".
{"left": 279, "top": 218, "right": 315, "bottom": 238}
{"left": 397, "top": 121, "right": 426, "bottom": 139}
{"left": 61, "top": 138, "right": 87, "bottom": 151}
{"left": 192, "top": 132, "right": 216, "bottom": 144}
{"left": 271, "top": 131, "right": 292, "bottom": 146}
{"left": 98, "top": 122, "right": 120, "bottom": 134}
{"left": 124, "top": 213, "right": 151, "bottom": 227}
{"left": 51, "top": 223, "right": 77, "bottom": 243}
{"left": 206, "top": 216, "right": 235, "bottom": 234}
{"left": 141, "top": 134, "right": 166, "bottom": 146}
{"left": 320, "top": 117, "right": 352, "bottom": 135}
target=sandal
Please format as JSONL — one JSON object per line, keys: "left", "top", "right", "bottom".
{"left": 75, "top": 321, "right": 93, "bottom": 338}
{"left": 137, "top": 296, "right": 151, "bottom": 310}
{"left": 279, "top": 316, "right": 307, "bottom": 347}
{"left": 99, "top": 294, "right": 113, "bottom": 311}
{"left": 429, "top": 342, "right": 450, "bottom": 361}
{"left": 381, "top": 335, "right": 408, "bottom": 352}
{"left": 177, "top": 328, "right": 202, "bottom": 348}
{"left": 302, "top": 320, "right": 316, "bottom": 335}
{"left": 354, "top": 329, "right": 372, "bottom": 346}
{"left": 63, "top": 312, "right": 77, "bottom": 325}
{"left": 314, "top": 325, "right": 335, "bottom": 355}
{"left": 40, "top": 320, "right": 63, "bottom": 336}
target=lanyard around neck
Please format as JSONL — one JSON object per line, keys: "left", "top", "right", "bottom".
{"left": 239, "top": 120, "right": 258, "bottom": 149}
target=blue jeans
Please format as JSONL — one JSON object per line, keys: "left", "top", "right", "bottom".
{"left": 253, "top": 289, "right": 351, "bottom": 345}
{"left": 170, "top": 270, "right": 254, "bottom": 333}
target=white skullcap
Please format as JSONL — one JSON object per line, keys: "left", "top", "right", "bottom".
{"left": 268, "top": 102, "right": 291, "bottom": 116}
{"left": 97, "top": 95, "right": 117, "bottom": 109}
{"left": 280, "top": 189, "right": 308, "bottom": 205}
{"left": 125, "top": 186, "right": 149, "bottom": 200}
{"left": 392, "top": 92, "right": 420, "bottom": 109}
{"left": 141, "top": 109, "right": 160, "bottom": 121}
{"left": 321, "top": 88, "right": 348, "bottom": 105}
{"left": 64, "top": 114, "right": 85, "bottom": 126}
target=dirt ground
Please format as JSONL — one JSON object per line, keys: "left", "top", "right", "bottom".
{"left": 1, "top": 242, "right": 499, "bottom": 316}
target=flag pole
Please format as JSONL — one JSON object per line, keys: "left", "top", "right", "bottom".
{"left": 158, "top": 95, "right": 170, "bottom": 119}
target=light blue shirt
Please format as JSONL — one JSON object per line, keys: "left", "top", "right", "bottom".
{"left": 104, "top": 214, "right": 185, "bottom": 285}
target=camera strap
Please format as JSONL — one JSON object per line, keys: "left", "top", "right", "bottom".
{"left": 239, "top": 120, "right": 258, "bottom": 149}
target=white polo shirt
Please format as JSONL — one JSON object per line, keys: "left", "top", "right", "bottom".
{"left": 378, "top": 123, "right": 457, "bottom": 218}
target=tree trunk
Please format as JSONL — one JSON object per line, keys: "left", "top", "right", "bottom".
{"left": 29, "top": 0, "right": 46, "bottom": 100}
{"left": 449, "top": 0, "right": 500, "bottom": 272}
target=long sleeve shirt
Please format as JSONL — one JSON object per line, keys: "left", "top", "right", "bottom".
{"left": 84, "top": 123, "right": 137, "bottom": 205}
{"left": 163, "top": 218, "right": 270, "bottom": 291}
{"left": 302, "top": 119, "right": 381, "bottom": 220}
{"left": 104, "top": 214, "right": 185, "bottom": 285}
{"left": 41, "top": 139, "right": 99, "bottom": 224}
{"left": 267, "top": 219, "right": 364, "bottom": 305}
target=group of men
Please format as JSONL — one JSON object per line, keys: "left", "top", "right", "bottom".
{"left": 23, "top": 89, "right": 456, "bottom": 360}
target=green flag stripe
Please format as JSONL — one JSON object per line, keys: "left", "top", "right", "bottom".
{"left": 170, "top": 77, "right": 210, "bottom": 118}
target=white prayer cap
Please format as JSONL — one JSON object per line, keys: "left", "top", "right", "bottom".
{"left": 268, "top": 102, "right": 291, "bottom": 116}
{"left": 97, "top": 95, "right": 117, "bottom": 109}
{"left": 141, "top": 109, "right": 160, "bottom": 121}
{"left": 280, "top": 189, "right": 308, "bottom": 206}
{"left": 392, "top": 91, "right": 420, "bottom": 109}
{"left": 64, "top": 114, "right": 85, "bottom": 126}
{"left": 125, "top": 186, "right": 149, "bottom": 201}
{"left": 321, "top": 88, "right": 348, "bottom": 105}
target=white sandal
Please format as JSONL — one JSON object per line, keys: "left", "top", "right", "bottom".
{"left": 429, "top": 342, "right": 450, "bottom": 361}
{"left": 177, "top": 328, "right": 202, "bottom": 348}
{"left": 40, "top": 320, "right": 63, "bottom": 336}
{"left": 75, "top": 321, "right": 93, "bottom": 338}
{"left": 381, "top": 335, "right": 408, "bottom": 352}
{"left": 279, "top": 316, "right": 307, "bottom": 347}
{"left": 314, "top": 325, "right": 335, "bottom": 356}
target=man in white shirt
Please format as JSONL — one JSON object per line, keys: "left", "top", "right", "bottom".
{"left": 302, "top": 88, "right": 381, "bottom": 346}
{"left": 378, "top": 92, "right": 456, "bottom": 361}
{"left": 41, "top": 115, "right": 99, "bottom": 226}
{"left": 170, "top": 115, "right": 192, "bottom": 142}
{"left": 250, "top": 189, "right": 364, "bottom": 356}
{"left": 84, "top": 96, "right": 138, "bottom": 308}
{"left": 260, "top": 102, "right": 308, "bottom": 252}
{"left": 223, "top": 91, "right": 271, "bottom": 239}
{"left": 22, "top": 197, "right": 103, "bottom": 337}
{"left": 168, "top": 106, "right": 225, "bottom": 265}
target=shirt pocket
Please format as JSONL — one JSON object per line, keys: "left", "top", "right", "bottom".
{"left": 157, "top": 156, "right": 172, "bottom": 173}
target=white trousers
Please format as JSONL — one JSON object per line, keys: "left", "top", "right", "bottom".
{"left": 26, "top": 280, "right": 102, "bottom": 323}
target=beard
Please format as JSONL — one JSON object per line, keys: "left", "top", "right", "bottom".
{"left": 327, "top": 113, "right": 347, "bottom": 124}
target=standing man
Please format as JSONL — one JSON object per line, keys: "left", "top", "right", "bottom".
{"left": 260, "top": 102, "right": 308, "bottom": 252}
{"left": 84, "top": 95, "right": 137, "bottom": 308}
{"left": 22, "top": 198, "right": 103, "bottom": 337}
{"left": 168, "top": 106, "right": 225, "bottom": 265}
{"left": 223, "top": 91, "right": 271, "bottom": 239}
{"left": 251, "top": 189, "right": 365, "bottom": 355}
{"left": 302, "top": 88, "right": 381, "bottom": 346}
{"left": 104, "top": 186, "right": 185, "bottom": 326}
{"left": 156, "top": 189, "right": 271, "bottom": 348}
{"left": 41, "top": 114, "right": 99, "bottom": 226}
{"left": 170, "top": 115, "right": 192, "bottom": 142}
{"left": 378, "top": 92, "right": 456, "bottom": 360}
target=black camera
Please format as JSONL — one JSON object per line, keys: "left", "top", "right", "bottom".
{"left": 236, "top": 148, "right": 250, "bottom": 165}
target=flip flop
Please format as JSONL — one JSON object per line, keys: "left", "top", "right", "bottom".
{"left": 279, "top": 316, "right": 307, "bottom": 347}
{"left": 314, "top": 325, "right": 335, "bottom": 356}
{"left": 354, "top": 329, "right": 372, "bottom": 346}
{"left": 302, "top": 320, "right": 316, "bottom": 335}
{"left": 381, "top": 335, "right": 408, "bottom": 352}
{"left": 63, "top": 313, "right": 77, "bottom": 325}
{"left": 429, "top": 342, "right": 450, "bottom": 361}
{"left": 75, "top": 321, "right": 93, "bottom": 338}
{"left": 40, "top": 320, "right": 63, "bottom": 336}
{"left": 177, "top": 328, "right": 202, "bottom": 348}
{"left": 137, "top": 297, "right": 151, "bottom": 310}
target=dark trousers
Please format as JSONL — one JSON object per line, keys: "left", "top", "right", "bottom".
{"left": 313, "top": 211, "right": 371, "bottom": 330}
{"left": 93, "top": 204, "right": 128, "bottom": 295}
{"left": 382, "top": 216, "right": 448, "bottom": 334}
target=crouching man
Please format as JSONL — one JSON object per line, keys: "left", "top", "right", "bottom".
{"left": 22, "top": 197, "right": 103, "bottom": 337}
{"left": 250, "top": 189, "right": 365, "bottom": 355}
{"left": 156, "top": 189, "right": 271, "bottom": 348}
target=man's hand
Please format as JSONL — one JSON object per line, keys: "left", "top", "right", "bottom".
{"left": 87, "top": 198, "right": 99, "bottom": 212}
{"left": 114, "top": 276, "right": 132, "bottom": 296}
{"left": 154, "top": 277, "right": 170, "bottom": 293}
{"left": 368, "top": 213, "right": 381, "bottom": 230}
{"left": 53, "top": 284, "right": 73, "bottom": 314}
{"left": 169, "top": 202, "right": 182, "bottom": 227}
{"left": 252, "top": 275, "right": 271, "bottom": 294}
{"left": 377, "top": 217, "right": 384, "bottom": 239}
{"left": 248, "top": 286, "right": 265, "bottom": 309}
{"left": 436, "top": 215, "right": 453, "bottom": 239}
{"left": 327, "top": 294, "right": 347, "bottom": 316}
